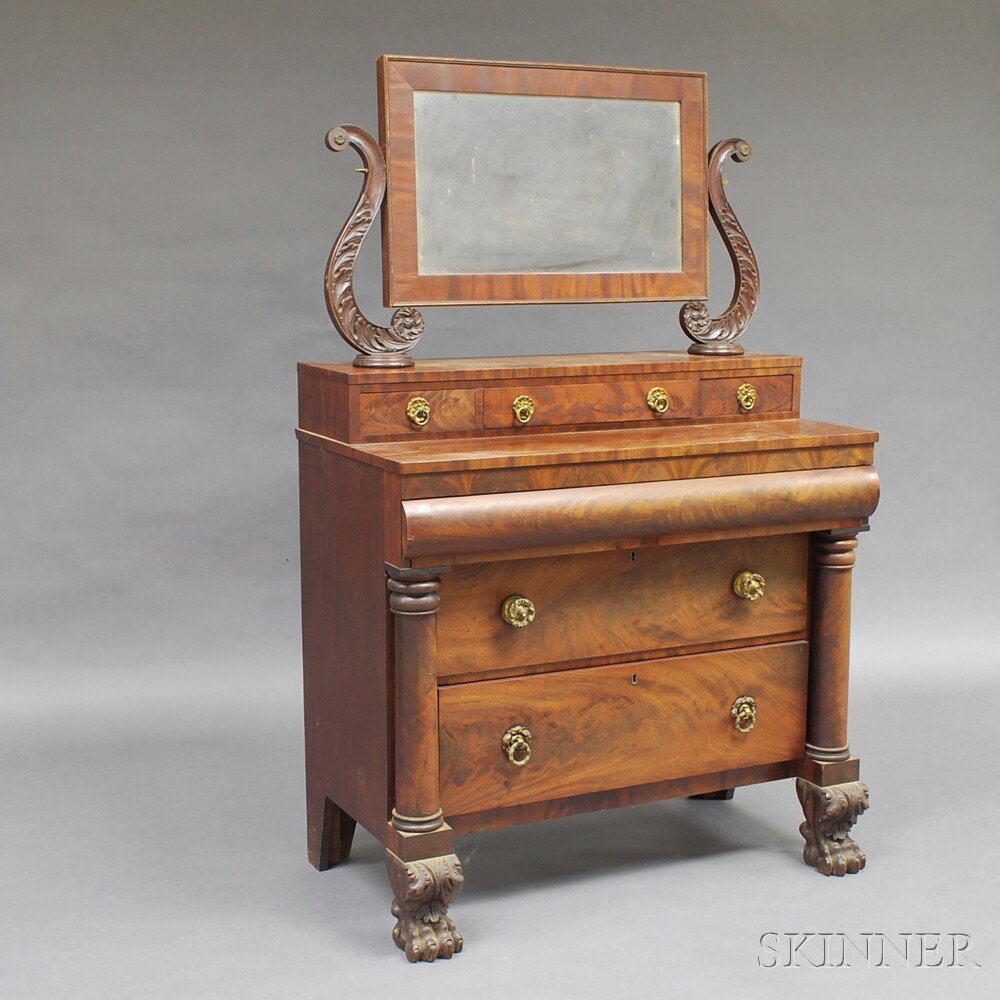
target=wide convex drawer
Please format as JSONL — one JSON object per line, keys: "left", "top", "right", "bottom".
{"left": 482, "top": 379, "right": 698, "bottom": 429}
{"left": 439, "top": 641, "right": 808, "bottom": 816}
{"left": 435, "top": 534, "right": 807, "bottom": 679}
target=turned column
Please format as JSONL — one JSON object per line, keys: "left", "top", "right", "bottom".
{"left": 386, "top": 564, "right": 448, "bottom": 834}
{"left": 384, "top": 563, "right": 464, "bottom": 962}
{"left": 797, "top": 528, "right": 869, "bottom": 877}
{"left": 806, "top": 529, "right": 861, "bottom": 763}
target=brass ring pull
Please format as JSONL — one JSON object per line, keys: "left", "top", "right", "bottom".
{"left": 406, "top": 396, "right": 431, "bottom": 426}
{"left": 731, "top": 695, "right": 757, "bottom": 734}
{"left": 501, "top": 725, "right": 532, "bottom": 767}
{"left": 733, "top": 570, "right": 766, "bottom": 602}
{"left": 646, "top": 386, "right": 671, "bottom": 414}
{"left": 512, "top": 394, "right": 535, "bottom": 424}
{"left": 736, "top": 382, "right": 757, "bottom": 411}
{"left": 501, "top": 595, "right": 536, "bottom": 628}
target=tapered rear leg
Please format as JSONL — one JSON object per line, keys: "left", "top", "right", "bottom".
{"left": 689, "top": 788, "right": 735, "bottom": 800}
{"left": 308, "top": 795, "right": 357, "bottom": 870}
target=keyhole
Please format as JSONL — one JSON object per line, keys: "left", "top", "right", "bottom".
{"left": 631, "top": 673, "right": 638, "bottom": 685}
{"left": 629, "top": 551, "right": 637, "bottom": 563}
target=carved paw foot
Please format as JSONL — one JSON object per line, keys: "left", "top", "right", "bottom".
{"left": 796, "top": 778, "right": 869, "bottom": 877}
{"left": 386, "top": 850, "right": 464, "bottom": 962}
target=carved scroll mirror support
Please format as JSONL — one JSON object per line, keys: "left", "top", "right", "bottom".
{"left": 325, "top": 125, "right": 424, "bottom": 368}
{"left": 680, "top": 138, "right": 760, "bottom": 356}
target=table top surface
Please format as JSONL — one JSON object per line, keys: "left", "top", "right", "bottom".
{"left": 296, "top": 418, "right": 878, "bottom": 475}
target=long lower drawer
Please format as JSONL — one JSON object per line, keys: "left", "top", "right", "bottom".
{"left": 439, "top": 641, "right": 807, "bottom": 816}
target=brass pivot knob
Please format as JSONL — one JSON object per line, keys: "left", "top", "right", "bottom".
{"left": 646, "top": 386, "right": 671, "bottom": 414}
{"left": 736, "top": 382, "right": 757, "bottom": 411}
{"left": 501, "top": 725, "right": 532, "bottom": 766}
{"left": 406, "top": 396, "right": 431, "bottom": 426}
{"left": 733, "top": 570, "right": 766, "bottom": 602}
{"left": 501, "top": 595, "right": 536, "bottom": 628}
{"left": 731, "top": 695, "right": 757, "bottom": 734}
{"left": 512, "top": 394, "right": 535, "bottom": 424}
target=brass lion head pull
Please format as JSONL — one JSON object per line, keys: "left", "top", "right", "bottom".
{"left": 731, "top": 695, "right": 757, "bottom": 734}
{"left": 501, "top": 725, "right": 532, "bottom": 767}
{"left": 406, "top": 396, "right": 431, "bottom": 427}
{"left": 512, "top": 394, "right": 535, "bottom": 424}
{"left": 501, "top": 595, "right": 536, "bottom": 628}
{"left": 733, "top": 570, "right": 766, "bottom": 602}
{"left": 646, "top": 386, "right": 671, "bottom": 414}
{"left": 736, "top": 382, "right": 757, "bottom": 411}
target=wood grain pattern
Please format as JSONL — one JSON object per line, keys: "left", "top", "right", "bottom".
{"left": 482, "top": 378, "right": 697, "bottom": 429}
{"left": 299, "top": 444, "right": 392, "bottom": 862}
{"left": 359, "top": 388, "right": 476, "bottom": 437}
{"left": 378, "top": 55, "right": 708, "bottom": 305}
{"left": 401, "top": 444, "right": 874, "bottom": 499}
{"left": 436, "top": 535, "right": 807, "bottom": 677}
{"left": 700, "top": 375, "right": 793, "bottom": 416}
{"left": 438, "top": 642, "right": 808, "bottom": 815}
{"left": 450, "top": 760, "right": 798, "bottom": 833}
{"left": 303, "top": 419, "right": 876, "bottom": 476}
{"left": 300, "top": 352, "right": 802, "bottom": 386}
{"left": 402, "top": 466, "right": 880, "bottom": 559}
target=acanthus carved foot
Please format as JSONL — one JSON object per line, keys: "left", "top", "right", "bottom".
{"left": 386, "top": 850, "right": 464, "bottom": 963}
{"left": 796, "top": 778, "right": 869, "bottom": 876}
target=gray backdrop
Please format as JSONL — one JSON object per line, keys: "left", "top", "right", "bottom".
{"left": 3, "top": 1, "right": 997, "bottom": 996}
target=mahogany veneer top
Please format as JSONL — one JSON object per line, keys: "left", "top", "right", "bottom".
{"left": 296, "top": 418, "right": 877, "bottom": 475}
{"left": 299, "top": 352, "right": 803, "bottom": 386}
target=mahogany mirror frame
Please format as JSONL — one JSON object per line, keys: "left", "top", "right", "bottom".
{"left": 377, "top": 55, "right": 709, "bottom": 308}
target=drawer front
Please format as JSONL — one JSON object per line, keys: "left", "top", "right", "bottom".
{"left": 483, "top": 379, "right": 697, "bottom": 429}
{"left": 699, "top": 375, "right": 794, "bottom": 417}
{"left": 435, "top": 534, "right": 807, "bottom": 679}
{"left": 439, "top": 642, "right": 808, "bottom": 815}
{"left": 359, "top": 388, "right": 476, "bottom": 436}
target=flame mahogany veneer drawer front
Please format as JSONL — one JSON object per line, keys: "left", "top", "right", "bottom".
{"left": 438, "top": 641, "right": 808, "bottom": 816}
{"left": 482, "top": 379, "right": 698, "bottom": 429}
{"left": 699, "top": 375, "right": 794, "bottom": 417}
{"left": 358, "top": 388, "right": 477, "bottom": 436}
{"left": 435, "top": 534, "right": 808, "bottom": 679}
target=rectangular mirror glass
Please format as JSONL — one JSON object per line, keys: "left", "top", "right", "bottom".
{"left": 413, "top": 92, "right": 682, "bottom": 276}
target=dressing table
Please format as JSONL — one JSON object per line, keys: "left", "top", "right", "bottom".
{"left": 298, "top": 56, "right": 878, "bottom": 962}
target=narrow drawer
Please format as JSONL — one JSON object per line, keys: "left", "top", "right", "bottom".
{"left": 439, "top": 641, "right": 808, "bottom": 815}
{"left": 483, "top": 379, "right": 697, "bottom": 429}
{"left": 435, "top": 534, "right": 807, "bottom": 679}
{"left": 699, "top": 375, "right": 794, "bottom": 417}
{"left": 359, "top": 388, "right": 476, "bottom": 436}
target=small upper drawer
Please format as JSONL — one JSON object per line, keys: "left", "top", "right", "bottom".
{"left": 435, "top": 534, "right": 808, "bottom": 679}
{"left": 483, "top": 379, "right": 698, "bottom": 429}
{"left": 359, "top": 388, "right": 477, "bottom": 436}
{"left": 699, "top": 375, "right": 794, "bottom": 417}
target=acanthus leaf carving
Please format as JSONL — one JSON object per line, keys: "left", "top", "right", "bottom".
{"left": 680, "top": 138, "right": 760, "bottom": 355}
{"left": 325, "top": 125, "right": 424, "bottom": 367}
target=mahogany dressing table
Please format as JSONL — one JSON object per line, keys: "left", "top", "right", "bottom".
{"left": 298, "top": 56, "right": 878, "bottom": 962}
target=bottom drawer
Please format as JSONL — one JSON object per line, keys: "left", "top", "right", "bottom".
{"left": 439, "top": 642, "right": 807, "bottom": 816}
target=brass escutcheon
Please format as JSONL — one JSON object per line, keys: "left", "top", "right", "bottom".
{"left": 406, "top": 396, "right": 431, "bottom": 427}
{"left": 646, "top": 386, "right": 671, "bottom": 414}
{"left": 736, "top": 382, "right": 757, "bottom": 411}
{"left": 501, "top": 595, "right": 536, "bottom": 628}
{"left": 512, "top": 394, "right": 535, "bottom": 424}
{"left": 733, "top": 570, "right": 766, "bottom": 602}
{"left": 731, "top": 695, "right": 757, "bottom": 734}
{"left": 501, "top": 725, "right": 532, "bottom": 767}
